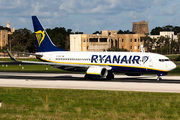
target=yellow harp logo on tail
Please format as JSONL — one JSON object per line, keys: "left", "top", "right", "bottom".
{"left": 35, "top": 30, "right": 45, "bottom": 47}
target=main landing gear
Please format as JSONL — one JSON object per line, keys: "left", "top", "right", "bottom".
{"left": 84, "top": 74, "right": 92, "bottom": 80}
{"left": 84, "top": 71, "right": 114, "bottom": 80}
{"left": 106, "top": 71, "right": 114, "bottom": 80}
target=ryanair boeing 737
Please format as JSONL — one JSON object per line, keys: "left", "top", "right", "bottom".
{"left": 6, "top": 16, "right": 176, "bottom": 81}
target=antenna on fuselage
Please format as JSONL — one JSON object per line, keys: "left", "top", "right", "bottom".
{"left": 141, "top": 45, "right": 145, "bottom": 53}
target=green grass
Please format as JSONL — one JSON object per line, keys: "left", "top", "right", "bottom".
{"left": 0, "top": 64, "right": 70, "bottom": 73}
{"left": 0, "top": 87, "right": 180, "bottom": 120}
{"left": 166, "top": 54, "right": 180, "bottom": 61}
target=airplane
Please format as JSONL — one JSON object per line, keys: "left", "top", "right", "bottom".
{"left": 6, "top": 16, "right": 176, "bottom": 81}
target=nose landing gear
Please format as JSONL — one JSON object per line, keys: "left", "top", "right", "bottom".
{"left": 157, "top": 73, "right": 166, "bottom": 81}
{"left": 157, "top": 76, "right": 162, "bottom": 81}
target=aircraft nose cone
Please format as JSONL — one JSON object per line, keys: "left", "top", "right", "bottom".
{"left": 170, "top": 62, "right": 176, "bottom": 71}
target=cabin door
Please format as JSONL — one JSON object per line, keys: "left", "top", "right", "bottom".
{"left": 149, "top": 57, "right": 153, "bottom": 67}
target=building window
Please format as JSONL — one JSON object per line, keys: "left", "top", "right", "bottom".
{"left": 83, "top": 39, "right": 86, "bottom": 42}
{"left": 89, "top": 38, "right": 98, "bottom": 42}
{"left": 134, "top": 39, "right": 137, "bottom": 42}
{"left": 138, "top": 46, "right": 140, "bottom": 49}
{"left": 131, "top": 39, "right": 132, "bottom": 42}
{"left": 130, "top": 46, "right": 132, "bottom": 49}
{"left": 100, "top": 38, "right": 107, "bottom": 42}
{"left": 122, "top": 39, "right": 124, "bottom": 42}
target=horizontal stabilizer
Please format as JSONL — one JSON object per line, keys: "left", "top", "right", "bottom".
{"left": 6, "top": 48, "right": 17, "bottom": 61}
{"left": 10, "top": 51, "right": 43, "bottom": 57}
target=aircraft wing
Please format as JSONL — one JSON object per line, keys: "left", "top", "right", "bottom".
{"left": 19, "top": 60, "right": 89, "bottom": 67}
{"left": 5, "top": 48, "right": 89, "bottom": 68}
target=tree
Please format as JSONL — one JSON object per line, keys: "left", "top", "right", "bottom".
{"left": 46, "top": 27, "right": 72, "bottom": 50}
{"left": 117, "top": 30, "right": 135, "bottom": 34}
{"left": 156, "top": 36, "right": 165, "bottom": 54}
{"left": 93, "top": 31, "right": 101, "bottom": 34}
{"left": 178, "top": 34, "right": 180, "bottom": 53}
{"left": 151, "top": 25, "right": 180, "bottom": 35}
{"left": 171, "top": 39, "right": 178, "bottom": 54}
{"left": 150, "top": 27, "right": 163, "bottom": 35}
{"left": 8, "top": 28, "right": 36, "bottom": 52}
{"left": 74, "top": 31, "right": 83, "bottom": 34}
{"left": 143, "top": 33, "right": 156, "bottom": 52}
{"left": 0, "top": 26, "right": 11, "bottom": 31}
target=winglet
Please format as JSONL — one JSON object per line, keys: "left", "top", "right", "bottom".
{"left": 6, "top": 48, "right": 17, "bottom": 61}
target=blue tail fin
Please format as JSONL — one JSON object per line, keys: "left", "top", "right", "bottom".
{"left": 32, "top": 16, "right": 65, "bottom": 52}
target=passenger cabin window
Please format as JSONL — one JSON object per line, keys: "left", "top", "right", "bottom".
{"left": 159, "top": 59, "right": 170, "bottom": 62}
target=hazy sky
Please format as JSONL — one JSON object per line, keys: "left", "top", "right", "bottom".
{"left": 0, "top": 0, "right": 180, "bottom": 34}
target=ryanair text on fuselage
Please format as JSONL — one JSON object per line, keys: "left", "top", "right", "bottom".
{"left": 91, "top": 55, "right": 149, "bottom": 64}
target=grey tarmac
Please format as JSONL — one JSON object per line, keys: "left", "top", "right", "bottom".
{"left": 0, "top": 72, "right": 180, "bottom": 93}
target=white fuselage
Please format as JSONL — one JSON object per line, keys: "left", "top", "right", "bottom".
{"left": 37, "top": 51, "right": 176, "bottom": 74}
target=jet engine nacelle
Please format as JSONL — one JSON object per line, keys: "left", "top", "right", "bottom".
{"left": 86, "top": 66, "right": 108, "bottom": 77}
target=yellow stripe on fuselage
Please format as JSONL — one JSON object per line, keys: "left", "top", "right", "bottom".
{"left": 87, "top": 73, "right": 101, "bottom": 75}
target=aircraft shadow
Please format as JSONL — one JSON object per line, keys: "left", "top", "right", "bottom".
{"left": 0, "top": 74, "right": 180, "bottom": 84}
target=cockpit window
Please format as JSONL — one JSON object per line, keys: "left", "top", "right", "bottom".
{"left": 159, "top": 59, "right": 170, "bottom": 62}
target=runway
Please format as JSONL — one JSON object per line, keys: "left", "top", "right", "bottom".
{"left": 0, "top": 72, "right": 180, "bottom": 93}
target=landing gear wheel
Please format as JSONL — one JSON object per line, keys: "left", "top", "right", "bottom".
{"left": 84, "top": 74, "right": 89, "bottom": 80}
{"left": 157, "top": 76, "right": 162, "bottom": 81}
{"left": 84, "top": 74, "right": 92, "bottom": 80}
{"left": 106, "top": 73, "right": 114, "bottom": 80}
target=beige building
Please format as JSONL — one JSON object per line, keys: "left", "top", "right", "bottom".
{"left": 7, "top": 22, "right": 15, "bottom": 34}
{"left": 133, "top": 21, "right": 149, "bottom": 34}
{"left": 70, "top": 21, "right": 148, "bottom": 52}
{"left": 0, "top": 22, "right": 15, "bottom": 50}
{"left": 70, "top": 30, "right": 145, "bottom": 52}
{"left": 0, "top": 30, "right": 8, "bottom": 49}
{"left": 150, "top": 31, "right": 178, "bottom": 41}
